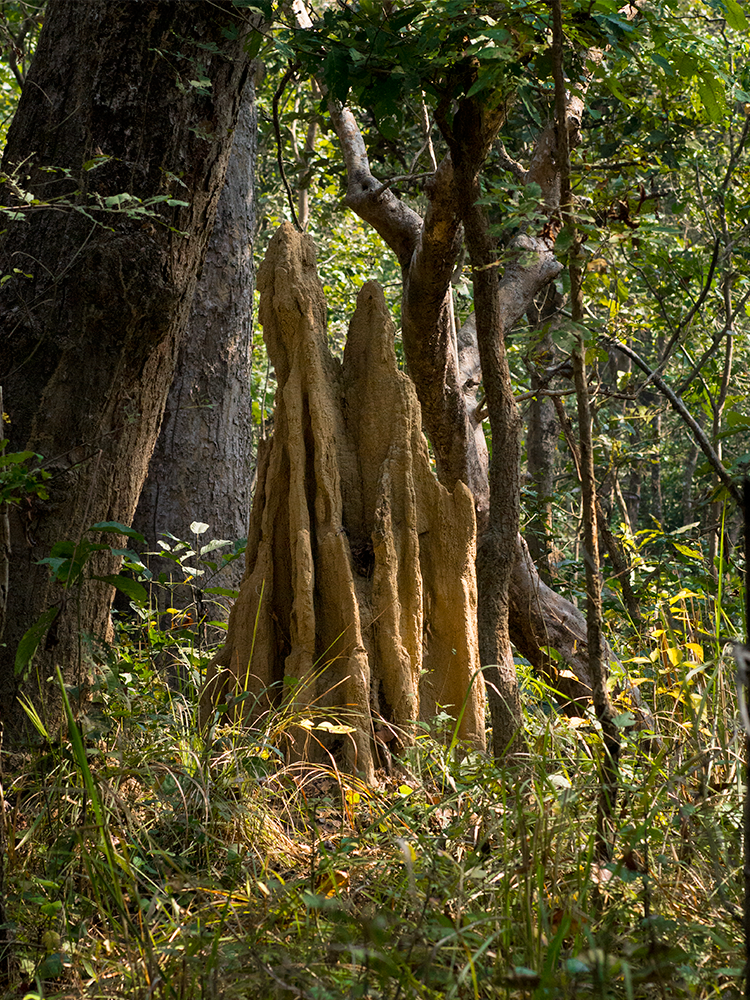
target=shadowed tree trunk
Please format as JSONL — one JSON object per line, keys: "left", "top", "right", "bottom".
{"left": 525, "top": 288, "right": 563, "bottom": 583}
{"left": 133, "top": 76, "right": 258, "bottom": 602}
{"left": 0, "top": 0, "right": 250, "bottom": 740}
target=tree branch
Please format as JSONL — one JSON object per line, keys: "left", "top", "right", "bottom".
{"left": 602, "top": 336, "right": 741, "bottom": 506}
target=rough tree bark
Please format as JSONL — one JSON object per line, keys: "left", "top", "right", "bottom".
{"left": 438, "top": 89, "right": 526, "bottom": 754}
{"left": 201, "top": 224, "right": 485, "bottom": 782}
{"left": 525, "top": 294, "right": 562, "bottom": 583}
{"left": 133, "top": 76, "right": 258, "bottom": 599}
{"left": 0, "top": 0, "right": 250, "bottom": 740}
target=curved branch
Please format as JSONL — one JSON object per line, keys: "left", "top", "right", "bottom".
{"left": 272, "top": 62, "right": 303, "bottom": 233}
{"left": 328, "top": 103, "right": 423, "bottom": 268}
{"left": 603, "top": 336, "right": 741, "bottom": 506}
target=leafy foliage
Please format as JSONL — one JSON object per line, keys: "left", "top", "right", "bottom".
{"left": 2, "top": 597, "right": 744, "bottom": 998}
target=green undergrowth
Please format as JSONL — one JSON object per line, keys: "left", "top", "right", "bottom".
{"left": 1, "top": 632, "right": 744, "bottom": 1000}
{"left": 1, "top": 518, "right": 746, "bottom": 1000}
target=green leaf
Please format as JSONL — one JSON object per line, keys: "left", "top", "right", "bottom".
{"left": 110, "top": 547, "right": 145, "bottom": 565}
{"left": 37, "top": 953, "right": 64, "bottom": 979}
{"left": 245, "top": 29, "right": 263, "bottom": 59}
{"left": 82, "top": 154, "right": 111, "bottom": 171}
{"left": 0, "top": 449, "right": 35, "bottom": 466}
{"left": 390, "top": 7, "right": 423, "bottom": 30}
{"left": 613, "top": 711, "right": 636, "bottom": 729}
{"left": 672, "top": 542, "right": 703, "bottom": 559}
{"left": 722, "top": 0, "right": 749, "bottom": 31}
{"left": 14, "top": 607, "right": 59, "bottom": 676}
{"left": 673, "top": 51, "right": 700, "bottom": 78}
{"left": 89, "top": 520, "right": 146, "bottom": 543}
{"left": 199, "top": 538, "right": 231, "bottom": 555}
{"left": 465, "top": 73, "right": 492, "bottom": 100}
{"left": 38, "top": 538, "right": 108, "bottom": 585}
{"left": 94, "top": 574, "right": 148, "bottom": 606}
{"left": 539, "top": 645, "right": 562, "bottom": 662}
{"left": 696, "top": 72, "right": 726, "bottom": 123}
{"left": 104, "top": 192, "right": 135, "bottom": 209}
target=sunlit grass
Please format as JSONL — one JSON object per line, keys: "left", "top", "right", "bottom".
{"left": 1, "top": 518, "right": 745, "bottom": 999}
{"left": 2, "top": 617, "right": 743, "bottom": 999}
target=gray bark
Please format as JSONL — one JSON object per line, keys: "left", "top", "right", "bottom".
{"left": 133, "top": 79, "right": 257, "bottom": 600}
{"left": 525, "top": 287, "right": 563, "bottom": 581}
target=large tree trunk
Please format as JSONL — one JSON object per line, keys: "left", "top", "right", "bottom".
{"left": 200, "top": 225, "right": 485, "bottom": 782}
{"left": 0, "top": 0, "right": 249, "bottom": 740}
{"left": 133, "top": 76, "right": 257, "bottom": 600}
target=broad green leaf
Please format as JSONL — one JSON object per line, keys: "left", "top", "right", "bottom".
{"left": 0, "top": 449, "right": 35, "bottom": 465}
{"left": 613, "top": 711, "right": 636, "bottom": 729}
{"left": 14, "top": 607, "right": 59, "bottom": 676}
{"left": 672, "top": 542, "right": 703, "bottom": 559}
{"left": 722, "top": 0, "right": 749, "bottom": 31}
{"left": 94, "top": 573, "right": 148, "bottom": 606}
{"left": 199, "top": 538, "right": 231, "bottom": 555}
{"left": 89, "top": 520, "right": 146, "bottom": 543}
{"left": 539, "top": 645, "right": 562, "bottom": 662}
{"left": 110, "top": 547, "right": 147, "bottom": 570}
{"left": 696, "top": 72, "right": 726, "bottom": 123}
{"left": 205, "top": 586, "right": 240, "bottom": 598}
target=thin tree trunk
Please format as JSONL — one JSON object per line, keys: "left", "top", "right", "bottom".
{"left": 553, "top": 0, "right": 618, "bottom": 854}
{"left": 525, "top": 288, "right": 562, "bottom": 582}
{"left": 464, "top": 202, "right": 524, "bottom": 756}
{"left": 648, "top": 411, "right": 664, "bottom": 525}
{"left": 0, "top": 387, "right": 9, "bottom": 648}
{"left": 554, "top": 396, "right": 642, "bottom": 627}
{"left": 573, "top": 343, "right": 620, "bottom": 860}
{"left": 682, "top": 439, "right": 700, "bottom": 527}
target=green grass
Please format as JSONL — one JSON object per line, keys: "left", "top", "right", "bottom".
{"left": 0, "top": 550, "right": 746, "bottom": 1000}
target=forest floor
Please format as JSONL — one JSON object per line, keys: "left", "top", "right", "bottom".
{"left": 1, "top": 610, "right": 744, "bottom": 1000}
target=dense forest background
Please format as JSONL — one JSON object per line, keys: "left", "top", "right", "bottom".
{"left": 0, "top": 0, "right": 749, "bottom": 997}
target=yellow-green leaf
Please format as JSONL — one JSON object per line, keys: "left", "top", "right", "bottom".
{"left": 722, "top": 0, "right": 749, "bottom": 31}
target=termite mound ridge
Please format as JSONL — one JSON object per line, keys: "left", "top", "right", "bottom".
{"left": 200, "top": 222, "right": 484, "bottom": 780}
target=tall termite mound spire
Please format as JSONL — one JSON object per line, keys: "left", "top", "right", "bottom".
{"left": 200, "top": 223, "right": 484, "bottom": 780}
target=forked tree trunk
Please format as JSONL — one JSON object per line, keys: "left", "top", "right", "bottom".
{"left": 200, "top": 225, "right": 485, "bottom": 782}
{"left": 0, "top": 0, "right": 249, "bottom": 740}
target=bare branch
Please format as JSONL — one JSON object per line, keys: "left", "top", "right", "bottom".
{"left": 370, "top": 171, "right": 434, "bottom": 197}
{"left": 497, "top": 142, "right": 527, "bottom": 183}
{"left": 603, "top": 336, "right": 741, "bottom": 506}
{"left": 328, "top": 103, "right": 423, "bottom": 268}
{"left": 272, "top": 63, "right": 303, "bottom": 233}
{"left": 642, "top": 235, "right": 722, "bottom": 384}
